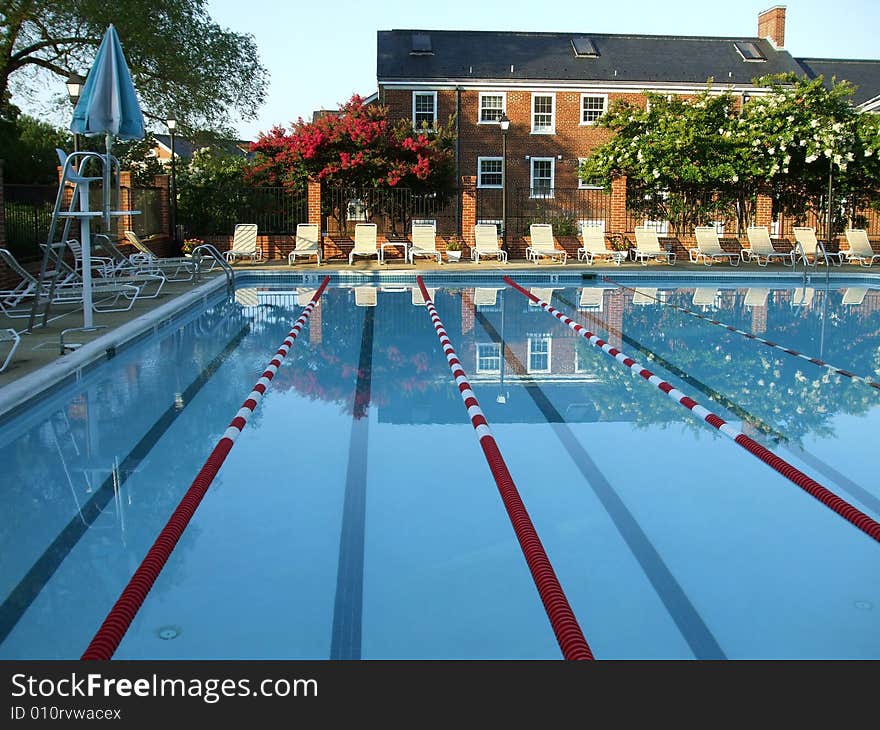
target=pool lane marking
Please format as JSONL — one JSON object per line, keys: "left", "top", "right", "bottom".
{"left": 81, "top": 276, "right": 331, "bottom": 660}
{"left": 474, "top": 310, "right": 726, "bottom": 660}
{"left": 504, "top": 276, "right": 880, "bottom": 544}
{"left": 556, "top": 294, "right": 880, "bottom": 519}
{"left": 330, "top": 305, "right": 374, "bottom": 660}
{"left": 605, "top": 279, "right": 880, "bottom": 392}
{"left": 0, "top": 318, "right": 252, "bottom": 648}
{"left": 416, "top": 277, "right": 594, "bottom": 661}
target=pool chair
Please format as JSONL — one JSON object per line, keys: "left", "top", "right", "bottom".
{"left": 294, "top": 288, "right": 318, "bottom": 306}
{"left": 473, "top": 224, "right": 508, "bottom": 263}
{"left": 411, "top": 286, "right": 437, "bottom": 306}
{"left": 743, "top": 227, "right": 795, "bottom": 267}
{"left": 842, "top": 288, "right": 868, "bottom": 306}
{"left": 288, "top": 223, "right": 321, "bottom": 266}
{"left": 526, "top": 224, "right": 567, "bottom": 264}
{"left": 691, "top": 227, "right": 741, "bottom": 266}
{"left": 474, "top": 287, "right": 504, "bottom": 307}
{"left": 528, "top": 287, "right": 560, "bottom": 306}
{"left": 408, "top": 222, "right": 442, "bottom": 265}
{"left": 631, "top": 287, "right": 658, "bottom": 305}
{"left": 354, "top": 286, "right": 378, "bottom": 307}
{"left": 843, "top": 229, "right": 880, "bottom": 267}
{"left": 744, "top": 288, "right": 769, "bottom": 307}
{"left": 1, "top": 328, "right": 20, "bottom": 373}
{"left": 577, "top": 226, "right": 626, "bottom": 265}
{"left": 118, "top": 232, "right": 196, "bottom": 280}
{"left": 225, "top": 223, "right": 261, "bottom": 263}
{"left": 692, "top": 288, "right": 719, "bottom": 309}
{"left": 792, "top": 227, "right": 843, "bottom": 266}
{"left": 234, "top": 287, "right": 260, "bottom": 308}
{"left": 578, "top": 288, "right": 604, "bottom": 311}
{"left": 65, "top": 239, "right": 166, "bottom": 298}
{"left": 349, "top": 223, "right": 380, "bottom": 265}
{"left": 632, "top": 227, "right": 676, "bottom": 265}
{"left": 790, "top": 287, "right": 815, "bottom": 307}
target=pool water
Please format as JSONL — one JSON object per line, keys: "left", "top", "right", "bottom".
{"left": 1, "top": 279, "right": 878, "bottom": 659}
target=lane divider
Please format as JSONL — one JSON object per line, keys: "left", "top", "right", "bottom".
{"left": 606, "top": 278, "right": 880, "bottom": 391}
{"left": 504, "top": 276, "right": 880, "bottom": 544}
{"left": 416, "top": 277, "right": 594, "bottom": 660}
{"left": 82, "top": 277, "right": 331, "bottom": 660}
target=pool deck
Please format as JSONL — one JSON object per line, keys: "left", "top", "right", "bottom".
{"left": 1, "top": 256, "right": 875, "bottom": 397}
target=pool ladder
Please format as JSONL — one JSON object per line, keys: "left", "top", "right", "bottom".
{"left": 793, "top": 239, "right": 832, "bottom": 289}
{"left": 190, "top": 244, "right": 235, "bottom": 290}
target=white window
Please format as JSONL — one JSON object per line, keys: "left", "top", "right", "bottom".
{"left": 530, "top": 157, "right": 555, "bottom": 198}
{"left": 579, "top": 219, "right": 606, "bottom": 234}
{"left": 479, "top": 92, "right": 506, "bottom": 123}
{"left": 770, "top": 218, "right": 780, "bottom": 237}
{"left": 574, "top": 347, "right": 591, "bottom": 372}
{"left": 531, "top": 93, "right": 555, "bottom": 134}
{"left": 710, "top": 220, "right": 725, "bottom": 234}
{"left": 412, "top": 219, "right": 436, "bottom": 228}
{"left": 580, "top": 94, "right": 607, "bottom": 124}
{"left": 577, "top": 158, "right": 604, "bottom": 189}
{"left": 477, "top": 157, "right": 504, "bottom": 188}
{"left": 413, "top": 91, "right": 437, "bottom": 129}
{"left": 528, "top": 337, "right": 551, "bottom": 373}
{"left": 643, "top": 219, "right": 669, "bottom": 235}
{"left": 477, "top": 219, "right": 502, "bottom": 234}
{"left": 476, "top": 343, "right": 501, "bottom": 374}
{"left": 347, "top": 198, "right": 367, "bottom": 221}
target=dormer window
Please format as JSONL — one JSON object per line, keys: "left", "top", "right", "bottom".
{"left": 734, "top": 41, "right": 765, "bottom": 61}
{"left": 411, "top": 33, "right": 433, "bottom": 55}
{"left": 572, "top": 37, "right": 599, "bottom": 58}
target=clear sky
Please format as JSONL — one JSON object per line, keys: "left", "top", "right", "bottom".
{"left": 205, "top": 0, "right": 880, "bottom": 141}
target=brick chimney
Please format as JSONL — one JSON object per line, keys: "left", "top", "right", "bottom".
{"left": 758, "top": 5, "right": 786, "bottom": 48}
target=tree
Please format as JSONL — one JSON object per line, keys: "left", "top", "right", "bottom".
{"left": 0, "top": 114, "right": 71, "bottom": 183}
{"left": 0, "top": 0, "right": 268, "bottom": 133}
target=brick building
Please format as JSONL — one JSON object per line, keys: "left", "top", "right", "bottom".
{"left": 376, "top": 6, "right": 880, "bottom": 248}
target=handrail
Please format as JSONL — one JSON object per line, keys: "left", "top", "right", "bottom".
{"left": 815, "top": 238, "right": 832, "bottom": 288}
{"left": 190, "top": 244, "right": 234, "bottom": 289}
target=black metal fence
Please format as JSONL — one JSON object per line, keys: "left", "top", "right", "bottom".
{"left": 323, "top": 186, "right": 457, "bottom": 238}
{"left": 476, "top": 187, "right": 611, "bottom": 237}
{"left": 179, "top": 185, "right": 307, "bottom": 236}
{"left": 3, "top": 184, "right": 57, "bottom": 261}
{"left": 128, "top": 187, "right": 163, "bottom": 237}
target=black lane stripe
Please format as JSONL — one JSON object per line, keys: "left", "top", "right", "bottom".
{"left": 330, "top": 305, "right": 374, "bottom": 660}
{"left": 559, "top": 295, "right": 880, "bottom": 518}
{"left": 475, "top": 310, "right": 726, "bottom": 660}
{"left": 0, "top": 320, "right": 251, "bottom": 647}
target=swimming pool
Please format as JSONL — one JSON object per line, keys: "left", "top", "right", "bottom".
{"left": 1, "top": 273, "right": 878, "bottom": 659}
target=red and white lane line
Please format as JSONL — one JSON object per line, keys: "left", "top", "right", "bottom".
{"left": 82, "top": 277, "right": 331, "bottom": 660}
{"left": 416, "top": 277, "right": 594, "bottom": 660}
{"left": 606, "top": 278, "right": 880, "bottom": 391}
{"left": 504, "top": 276, "right": 880, "bottom": 544}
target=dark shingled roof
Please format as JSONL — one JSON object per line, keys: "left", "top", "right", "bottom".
{"left": 377, "top": 30, "right": 806, "bottom": 86}
{"left": 796, "top": 58, "right": 880, "bottom": 105}
{"left": 154, "top": 134, "right": 253, "bottom": 161}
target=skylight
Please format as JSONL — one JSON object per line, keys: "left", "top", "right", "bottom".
{"left": 572, "top": 37, "right": 599, "bottom": 58}
{"left": 734, "top": 41, "right": 766, "bottom": 61}
{"left": 411, "top": 33, "right": 433, "bottom": 55}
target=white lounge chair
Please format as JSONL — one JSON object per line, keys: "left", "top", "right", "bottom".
{"left": 408, "top": 223, "right": 442, "bottom": 265}
{"left": 121, "top": 231, "right": 197, "bottom": 280}
{"left": 743, "top": 227, "right": 794, "bottom": 267}
{"left": 692, "top": 288, "right": 718, "bottom": 309}
{"left": 632, "top": 227, "right": 676, "bottom": 265}
{"left": 225, "top": 223, "right": 260, "bottom": 263}
{"left": 791, "top": 287, "right": 815, "bottom": 307}
{"left": 632, "top": 287, "right": 658, "bottom": 305}
{"left": 411, "top": 286, "right": 437, "bottom": 305}
{"left": 842, "top": 287, "right": 868, "bottom": 306}
{"left": 744, "top": 288, "right": 769, "bottom": 307}
{"left": 472, "top": 224, "right": 508, "bottom": 263}
{"left": 843, "top": 229, "right": 880, "bottom": 267}
{"left": 577, "top": 225, "right": 626, "bottom": 265}
{"left": 294, "top": 288, "right": 318, "bottom": 306}
{"left": 474, "top": 287, "right": 504, "bottom": 307}
{"left": 529, "top": 287, "right": 559, "bottom": 305}
{"left": 578, "top": 288, "right": 604, "bottom": 311}
{"left": 349, "top": 223, "right": 380, "bottom": 265}
{"left": 234, "top": 287, "right": 260, "bottom": 308}
{"left": 288, "top": 223, "right": 321, "bottom": 266}
{"left": 354, "top": 286, "right": 378, "bottom": 307}
{"left": 1, "top": 328, "right": 20, "bottom": 373}
{"left": 526, "top": 224, "right": 567, "bottom": 264}
{"left": 65, "top": 239, "right": 166, "bottom": 298}
{"left": 691, "top": 227, "right": 741, "bottom": 266}
{"left": 792, "top": 227, "right": 843, "bottom": 266}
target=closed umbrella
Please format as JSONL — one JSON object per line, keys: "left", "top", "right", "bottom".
{"left": 69, "top": 25, "right": 144, "bottom": 327}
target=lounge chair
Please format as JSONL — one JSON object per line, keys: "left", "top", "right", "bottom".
{"left": 122, "top": 230, "right": 200, "bottom": 279}
{"left": 65, "top": 239, "right": 166, "bottom": 299}
{"left": 294, "top": 288, "right": 318, "bottom": 306}
{"left": 1, "top": 328, "right": 20, "bottom": 373}
{"left": 632, "top": 227, "right": 676, "bottom": 265}
{"left": 743, "top": 227, "right": 794, "bottom": 267}
{"left": 578, "top": 288, "right": 604, "bottom": 311}
{"left": 526, "top": 224, "right": 567, "bottom": 264}
{"left": 528, "top": 287, "right": 559, "bottom": 305}
{"left": 842, "top": 287, "right": 868, "bottom": 306}
{"left": 408, "top": 222, "right": 442, "bottom": 265}
{"left": 474, "top": 287, "right": 503, "bottom": 307}
{"left": 411, "top": 286, "right": 437, "bottom": 306}
{"left": 631, "top": 287, "right": 658, "bottom": 305}
{"left": 792, "top": 227, "right": 843, "bottom": 266}
{"left": 472, "top": 224, "right": 508, "bottom": 263}
{"left": 225, "top": 223, "right": 260, "bottom": 263}
{"left": 691, "top": 227, "right": 741, "bottom": 266}
{"left": 354, "top": 286, "right": 378, "bottom": 306}
{"left": 843, "top": 229, "right": 880, "bottom": 267}
{"left": 349, "top": 223, "right": 380, "bottom": 265}
{"left": 577, "top": 226, "right": 626, "bottom": 265}
{"left": 692, "top": 288, "right": 718, "bottom": 309}
{"left": 288, "top": 224, "right": 322, "bottom": 266}
{"left": 743, "top": 288, "right": 769, "bottom": 307}
{"left": 234, "top": 287, "right": 260, "bottom": 308}
{"left": 791, "top": 287, "right": 815, "bottom": 307}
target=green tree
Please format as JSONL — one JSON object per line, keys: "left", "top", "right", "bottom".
{"left": 0, "top": 0, "right": 268, "bottom": 133}
{"left": 175, "top": 147, "right": 253, "bottom": 235}
{"left": 0, "top": 113, "right": 71, "bottom": 183}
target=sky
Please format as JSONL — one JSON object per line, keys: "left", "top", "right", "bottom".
{"left": 204, "top": 0, "right": 880, "bottom": 141}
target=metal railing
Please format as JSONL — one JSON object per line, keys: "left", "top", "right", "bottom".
{"left": 179, "top": 186, "right": 307, "bottom": 236}
{"left": 191, "top": 244, "right": 234, "bottom": 289}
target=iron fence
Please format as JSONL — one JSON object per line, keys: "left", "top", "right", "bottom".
{"left": 128, "top": 187, "right": 163, "bottom": 237}
{"left": 323, "top": 186, "right": 457, "bottom": 238}
{"left": 3, "top": 184, "right": 57, "bottom": 261}
{"left": 476, "top": 187, "right": 611, "bottom": 237}
{"left": 179, "top": 185, "right": 307, "bottom": 236}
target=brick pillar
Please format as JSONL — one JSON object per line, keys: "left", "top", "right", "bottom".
{"left": 0, "top": 160, "right": 5, "bottom": 247}
{"left": 755, "top": 189, "right": 773, "bottom": 228}
{"left": 606, "top": 288, "right": 624, "bottom": 349}
{"left": 461, "top": 175, "right": 477, "bottom": 247}
{"left": 307, "top": 179, "right": 321, "bottom": 227}
{"left": 461, "top": 288, "right": 474, "bottom": 334}
{"left": 610, "top": 175, "right": 628, "bottom": 234}
{"left": 118, "top": 170, "right": 133, "bottom": 242}
{"left": 751, "top": 304, "right": 767, "bottom": 334}
{"left": 153, "top": 173, "right": 170, "bottom": 240}
{"left": 57, "top": 165, "right": 78, "bottom": 240}
{"left": 310, "top": 299, "right": 323, "bottom": 344}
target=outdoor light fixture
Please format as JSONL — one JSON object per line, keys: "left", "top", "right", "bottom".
{"left": 499, "top": 113, "right": 510, "bottom": 132}
{"left": 66, "top": 73, "right": 85, "bottom": 152}
{"left": 500, "top": 113, "right": 510, "bottom": 246}
{"left": 167, "top": 114, "right": 179, "bottom": 249}
{"left": 165, "top": 115, "right": 177, "bottom": 131}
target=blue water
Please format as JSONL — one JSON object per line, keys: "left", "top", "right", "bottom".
{"left": 1, "top": 279, "right": 878, "bottom": 659}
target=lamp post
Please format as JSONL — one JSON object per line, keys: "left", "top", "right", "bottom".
{"left": 66, "top": 73, "right": 85, "bottom": 152}
{"left": 499, "top": 113, "right": 510, "bottom": 248}
{"left": 166, "top": 114, "right": 178, "bottom": 250}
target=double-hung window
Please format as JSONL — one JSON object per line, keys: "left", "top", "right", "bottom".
{"left": 580, "top": 94, "right": 607, "bottom": 124}
{"left": 531, "top": 93, "right": 555, "bottom": 134}
{"left": 413, "top": 91, "right": 437, "bottom": 129}
{"left": 577, "top": 158, "right": 604, "bottom": 189}
{"left": 530, "top": 157, "right": 555, "bottom": 198}
{"left": 528, "top": 337, "right": 551, "bottom": 373}
{"left": 479, "top": 93, "right": 505, "bottom": 123}
{"left": 478, "top": 157, "right": 503, "bottom": 188}
{"left": 476, "top": 343, "right": 502, "bottom": 374}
